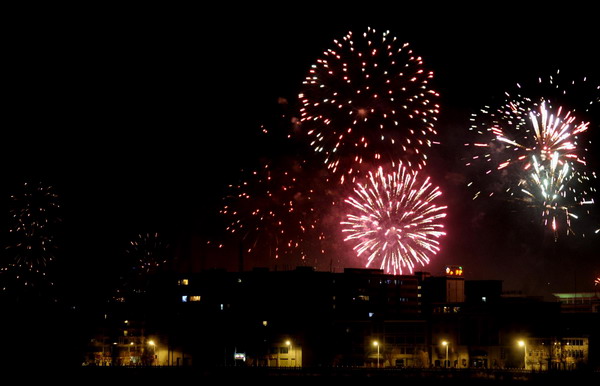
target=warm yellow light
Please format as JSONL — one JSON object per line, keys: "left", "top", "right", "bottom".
{"left": 285, "top": 340, "right": 291, "bottom": 346}
{"left": 373, "top": 341, "right": 379, "bottom": 347}
{"left": 518, "top": 340, "right": 525, "bottom": 347}
{"left": 442, "top": 341, "right": 448, "bottom": 346}
{"left": 148, "top": 340, "right": 155, "bottom": 346}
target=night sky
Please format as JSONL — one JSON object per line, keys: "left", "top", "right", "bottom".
{"left": 3, "top": 6, "right": 599, "bottom": 302}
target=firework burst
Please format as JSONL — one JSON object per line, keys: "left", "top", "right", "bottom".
{"left": 126, "top": 232, "right": 171, "bottom": 274}
{"left": 299, "top": 27, "right": 440, "bottom": 184}
{"left": 464, "top": 70, "right": 598, "bottom": 236}
{"left": 220, "top": 158, "right": 324, "bottom": 263}
{"left": 341, "top": 163, "right": 447, "bottom": 275}
{"left": 110, "top": 232, "right": 172, "bottom": 302}
{"left": 219, "top": 98, "right": 328, "bottom": 265}
{"left": 2, "top": 181, "right": 61, "bottom": 290}
{"left": 520, "top": 152, "right": 591, "bottom": 234}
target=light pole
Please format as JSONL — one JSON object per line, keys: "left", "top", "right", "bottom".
{"left": 148, "top": 340, "right": 156, "bottom": 366}
{"left": 373, "top": 341, "right": 380, "bottom": 368}
{"left": 518, "top": 340, "right": 527, "bottom": 370}
{"left": 286, "top": 340, "right": 295, "bottom": 367}
{"left": 442, "top": 341, "right": 448, "bottom": 368}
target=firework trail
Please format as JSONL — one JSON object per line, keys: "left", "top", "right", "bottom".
{"left": 341, "top": 163, "right": 446, "bottom": 275}
{"left": 299, "top": 27, "right": 440, "bottom": 185}
{"left": 2, "top": 181, "right": 61, "bottom": 290}
{"left": 464, "top": 70, "right": 598, "bottom": 236}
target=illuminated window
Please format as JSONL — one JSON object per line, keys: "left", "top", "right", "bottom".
{"left": 181, "top": 296, "right": 188, "bottom": 302}
{"left": 189, "top": 296, "right": 201, "bottom": 302}
{"left": 179, "top": 279, "right": 189, "bottom": 286}
{"left": 280, "top": 347, "right": 288, "bottom": 354}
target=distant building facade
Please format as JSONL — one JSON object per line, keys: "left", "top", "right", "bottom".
{"left": 82, "top": 266, "right": 598, "bottom": 370}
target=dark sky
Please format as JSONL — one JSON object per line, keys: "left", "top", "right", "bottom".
{"left": 3, "top": 6, "right": 599, "bottom": 301}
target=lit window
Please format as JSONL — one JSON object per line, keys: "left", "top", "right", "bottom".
{"left": 368, "top": 312, "right": 375, "bottom": 318}
{"left": 179, "top": 279, "right": 189, "bottom": 286}
{"left": 189, "top": 296, "right": 201, "bottom": 302}
{"left": 181, "top": 296, "right": 188, "bottom": 302}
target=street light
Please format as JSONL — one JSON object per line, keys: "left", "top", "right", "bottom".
{"left": 518, "top": 340, "right": 526, "bottom": 370}
{"left": 285, "top": 340, "right": 295, "bottom": 367}
{"left": 148, "top": 340, "right": 156, "bottom": 366}
{"left": 373, "top": 341, "right": 380, "bottom": 368}
{"left": 442, "top": 341, "right": 448, "bottom": 368}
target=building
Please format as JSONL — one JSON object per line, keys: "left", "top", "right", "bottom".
{"left": 81, "top": 266, "right": 597, "bottom": 370}
{"left": 525, "top": 337, "right": 590, "bottom": 371}
{"left": 552, "top": 291, "right": 600, "bottom": 370}
{"left": 553, "top": 292, "right": 600, "bottom": 313}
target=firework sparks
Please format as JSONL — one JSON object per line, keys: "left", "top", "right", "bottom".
{"left": 219, "top": 98, "right": 331, "bottom": 265}
{"left": 299, "top": 27, "right": 440, "bottom": 184}
{"left": 126, "top": 232, "right": 170, "bottom": 274}
{"left": 1, "top": 181, "right": 61, "bottom": 298}
{"left": 341, "top": 163, "right": 446, "bottom": 274}
{"left": 2, "top": 181, "right": 61, "bottom": 287}
{"left": 220, "top": 159, "right": 323, "bottom": 262}
{"left": 470, "top": 101, "right": 590, "bottom": 175}
{"left": 520, "top": 152, "right": 592, "bottom": 235}
{"left": 464, "top": 70, "right": 598, "bottom": 236}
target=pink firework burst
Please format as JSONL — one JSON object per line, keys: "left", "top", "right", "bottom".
{"left": 341, "top": 163, "right": 447, "bottom": 274}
